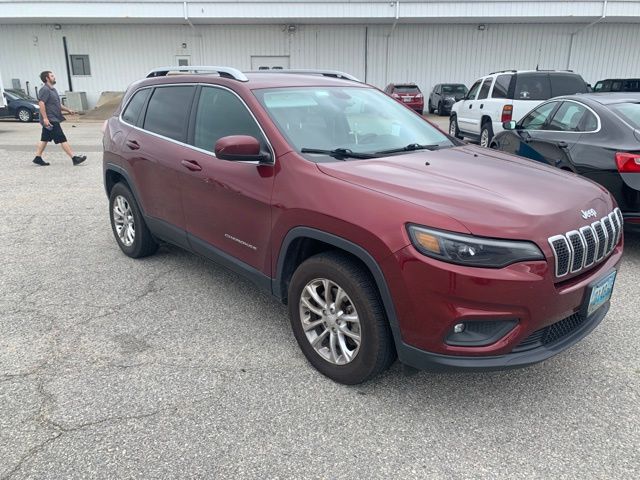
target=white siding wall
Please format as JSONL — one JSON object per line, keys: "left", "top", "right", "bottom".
{"left": 1, "top": 22, "right": 638, "bottom": 108}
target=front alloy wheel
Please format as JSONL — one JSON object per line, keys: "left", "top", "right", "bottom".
{"left": 299, "top": 278, "right": 361, "bottom": 365}
{"left": 17, "top": 108, "right": 33, "bottom": 123}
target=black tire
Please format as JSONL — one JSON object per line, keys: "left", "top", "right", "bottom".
{"left": 109, "top": 182, "right": 158, "bottom": 258}
{"left": 17, "top": 107, "right": 33, "bottom": 123}
{"left": 449, "top": 115, "right": 462, "bottom": 139}
{"left": 437, "top": 102, "right": 443, "bottom": 116}
{"left": 428, "top": 101, "right": 434, "bottom": 114}
{"left": 480, "top": 121, "right": 494, "bottom": 148}
{"left": 288, "top": 251, "right": 396, "bottom": 384}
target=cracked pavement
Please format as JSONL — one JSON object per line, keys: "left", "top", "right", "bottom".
{"left": 1, "top": 119, "right": 639, "bottom": 479}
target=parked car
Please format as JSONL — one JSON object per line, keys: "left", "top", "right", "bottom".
{"left": 383, "top": 83, "right": 424, "bottom": 114}
{"left": 593, "top": 78, "right": 640, "bottom": 93}
{"left": 0, "top": 88, "right": 40, "bottom": 122}
{"left": 490, "top": 93, "right": 640, "bottom": 230}
{"left": 428, "top": 83, "right": 468, "bottom": 116}
{"left": 450, "top": 70, "right": 589, "bottom": 147}
{"left": 103, "top": 66, "right": 622, "bottom": 384}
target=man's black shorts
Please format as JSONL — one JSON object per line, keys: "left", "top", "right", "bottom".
{"left": 40, "top": 123, "right": 67, "bottom": 144}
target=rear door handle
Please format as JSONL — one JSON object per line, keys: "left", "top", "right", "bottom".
{"left": 468, "top": 104, "right": 473, "bottom": 109}
{"left": 557, "top": 141, "right": 569, "bottom": 149}
{"left": 480, "top": 104, "right": 484, "bottom": 109}
{"left": 181, "top": 159, "right": 202, "bottom": 172}
{"left": 126, "top": 140, "right": 140, "bottom": 150}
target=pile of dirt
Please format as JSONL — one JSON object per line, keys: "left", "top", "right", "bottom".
{"left": 81, "top": 91, "right": 124, "bottom": 120}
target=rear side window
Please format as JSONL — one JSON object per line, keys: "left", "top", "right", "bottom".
{"left": 477, "top": 78, "right": 492, "bottom": 100}
{"left": 610, "top": 103, "right": 640, "bottom": 129}
{"left": 122, "top": 89, "right": 151, "bottom": 126}
{"left": 491, "top": 75, "right": 513, "bottom": 99}
{"left": 622, "top": 80, "right": 640, "bottom": 92}
{"left": 193, "top": 87, "right": 264, "bottom": 153}
{"left": 514, "top": 73, "right": 551, "bottom": 100}
{"left": 550, "top": 74, "right": 588, "bottom": 96}
{"left": 143, "top": 86, "right": 195, "bottom": 142}
{"left": 394, "top": 85, "right": 420, "bottom": 94}
{"left": 548, "top": 102, "right": 590, "bottom": 131}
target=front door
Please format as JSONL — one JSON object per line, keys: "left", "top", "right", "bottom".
{"left": 457, "top": 79, "right": 482, "bottom": 134}
{"left": 180, "top": 86, "right": 275, "bottom": 274}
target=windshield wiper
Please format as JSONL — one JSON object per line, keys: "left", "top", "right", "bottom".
{"left": 374, "top": 143, "right": 442, "bottom": 156}
{"left": 300, "top": 148, "right": 379, "bottom": 160}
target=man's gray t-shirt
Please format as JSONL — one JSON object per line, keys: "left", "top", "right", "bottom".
{"left": 38, "top": 85, "right": 64, "bottom": 124}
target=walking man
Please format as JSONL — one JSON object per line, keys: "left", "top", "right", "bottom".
{"left": 32, "top": 71, "right": 86, "bottom": 166}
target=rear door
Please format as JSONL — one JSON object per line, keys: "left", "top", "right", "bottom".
{"left": 123, "top": 85, "right": 196, "bottom": 245}
{"left": 457, "top": 79, "right": 482, "bottom": 133}
{"left": 181, "top": 85, "right": 275, "bottom": 274}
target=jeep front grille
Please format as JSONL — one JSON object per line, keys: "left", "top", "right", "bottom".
{"left": 548, "top": 208, "right": 622, "bottom": 278}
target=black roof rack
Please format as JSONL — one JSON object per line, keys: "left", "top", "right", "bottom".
{"left": 489, "top": 69, "right": 517, "bottom": 75}
{"left": 146, "top": 66, "right": 248, "bottom": 82}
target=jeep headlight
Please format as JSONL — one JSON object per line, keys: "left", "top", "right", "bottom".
{"left": 407, "top": 225, "right": 544, "bottom": 268}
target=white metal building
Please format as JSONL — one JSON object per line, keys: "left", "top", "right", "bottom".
{"left": 1, "top": 0, "right": 640, "bottom": 108}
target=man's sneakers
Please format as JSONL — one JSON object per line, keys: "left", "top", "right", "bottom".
{"left": 33, "top": 156, "right": 50, "bottom": 166}
{"left": 72, "top": 155, "right": 87, "bottom": 166}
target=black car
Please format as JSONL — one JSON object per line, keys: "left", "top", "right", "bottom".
{"left": 594, "top": 79, "right": 640, "bottom": 93}
{"left": 428, "top": 83, "right": 467, "bottom": 116}
{"left": 490, "top": 93, "right": 640, "bottom": 230}
{"left": 0, "top": 89, "right": 40, "bottom": 122}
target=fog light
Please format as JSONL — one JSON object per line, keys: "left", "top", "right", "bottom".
{"left": 445, "top": 319, "right": 518, "bottom": 347}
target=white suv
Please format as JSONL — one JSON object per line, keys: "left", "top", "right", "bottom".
{"left": 449, "top": 70, "right": 588, "bottom": 147}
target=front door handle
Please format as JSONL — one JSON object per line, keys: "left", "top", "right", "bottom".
{"left": 557, "top": 141, "right": 569, "bottom": 149}
{"left": 468, "top": 104, "right": 473, "bottom": 109}
{"left": 480, "top": 104, "right": 484, "bottom": 109}
{"left": 522, "top": 131, "right": 532, "bottom": 143}
{"left": 181, "top": 159, "right": 202, "bottom": 171}
{"left": 126, "top": 140, "right": 140, "bottom": 150}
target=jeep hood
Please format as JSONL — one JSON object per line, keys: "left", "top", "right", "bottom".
{"left": 316, "top": 145, "right": 613, "bottom": 239}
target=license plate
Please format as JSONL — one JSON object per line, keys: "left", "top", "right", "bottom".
{"left": 402, "top": 97, "right": 412, "bottom": 102}
{"left": 585, "top": 270, "right": 616, "bottom": 317}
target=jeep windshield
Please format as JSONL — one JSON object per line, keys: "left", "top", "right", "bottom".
{"left": 253, "top": 86, "right": 454, "bottom": 161}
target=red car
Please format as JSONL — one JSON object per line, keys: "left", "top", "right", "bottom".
{"left": 384, "top": 83, "right": 424, "bottom": 114}
{"left": 103, "top": 67, "right": 623, "bottom": 384}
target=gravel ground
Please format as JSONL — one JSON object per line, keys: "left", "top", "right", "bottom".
{"left": 1, "top": 118, "right": 638, "bottom": 479}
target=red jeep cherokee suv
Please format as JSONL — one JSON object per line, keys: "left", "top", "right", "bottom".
{"left": 103, "top": 67, "right": 623, "bottom": 384}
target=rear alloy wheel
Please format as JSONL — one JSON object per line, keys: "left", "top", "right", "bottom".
{"left": 288, "top": 252, "right": 396, "bottom": 384}
{"left": 480, "top": 121, "right": 494, "bottom": 148}
{"left": 17, "top": 108, "right": 33, "bottom": 123}
{"left": 109, "top": 182, "right": 158, "bottom": 258}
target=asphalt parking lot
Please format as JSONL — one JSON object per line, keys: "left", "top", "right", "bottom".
{"left": 1, "top": 118, "right": 639, "bottom": 479}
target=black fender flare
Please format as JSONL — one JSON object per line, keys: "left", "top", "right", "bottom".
{"left": 104, "top": 163, "right": 146, "bottom": 215}
{"left": 274, "top": 227, "right": 403, "bottom": 348}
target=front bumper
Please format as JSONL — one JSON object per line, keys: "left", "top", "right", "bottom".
{"left": 398, "top": 303, "right": 608, "bottom": 371}
{"left": 381, "top": 239, "right": 623, "bottom": 371}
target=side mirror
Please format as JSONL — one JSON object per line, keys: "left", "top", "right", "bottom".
{"left": 502, "top": 120, "right": 517, "bottom": 130}
{"left": 214, "top": 135, "right": 271, "bottom": 163}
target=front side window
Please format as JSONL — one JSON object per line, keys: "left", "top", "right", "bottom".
{"left": 520, "top": 101, "right": 559, "bottom": 130}
{"left": 548, "top": 102, "right": 589, "bottom": 131}
{"left": 514, "top": 73, "right": 551, "bottom": 100}
{"left": 466, "top": 80, "right": 482, "bottom": 100}
{"left": 477, "top": 78, "right": 492, "bottom": 100}
{"left": 143, "top": 86, "right": 195, "bottom": 142}
{"left": 122, "top": 88, "right": 151, "bottom": 126}
{"left": 253, "top": 86, "right": 453, "bottom": 159}
{"left": 193, "top": 87, "right": 264, "bottom": 153}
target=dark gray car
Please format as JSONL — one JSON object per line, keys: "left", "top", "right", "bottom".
{"left": 490, "top": 93, "right": 640, "bottom": 230}
{"left": 428, "top": 83, "right": 467, "bottom": 116}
